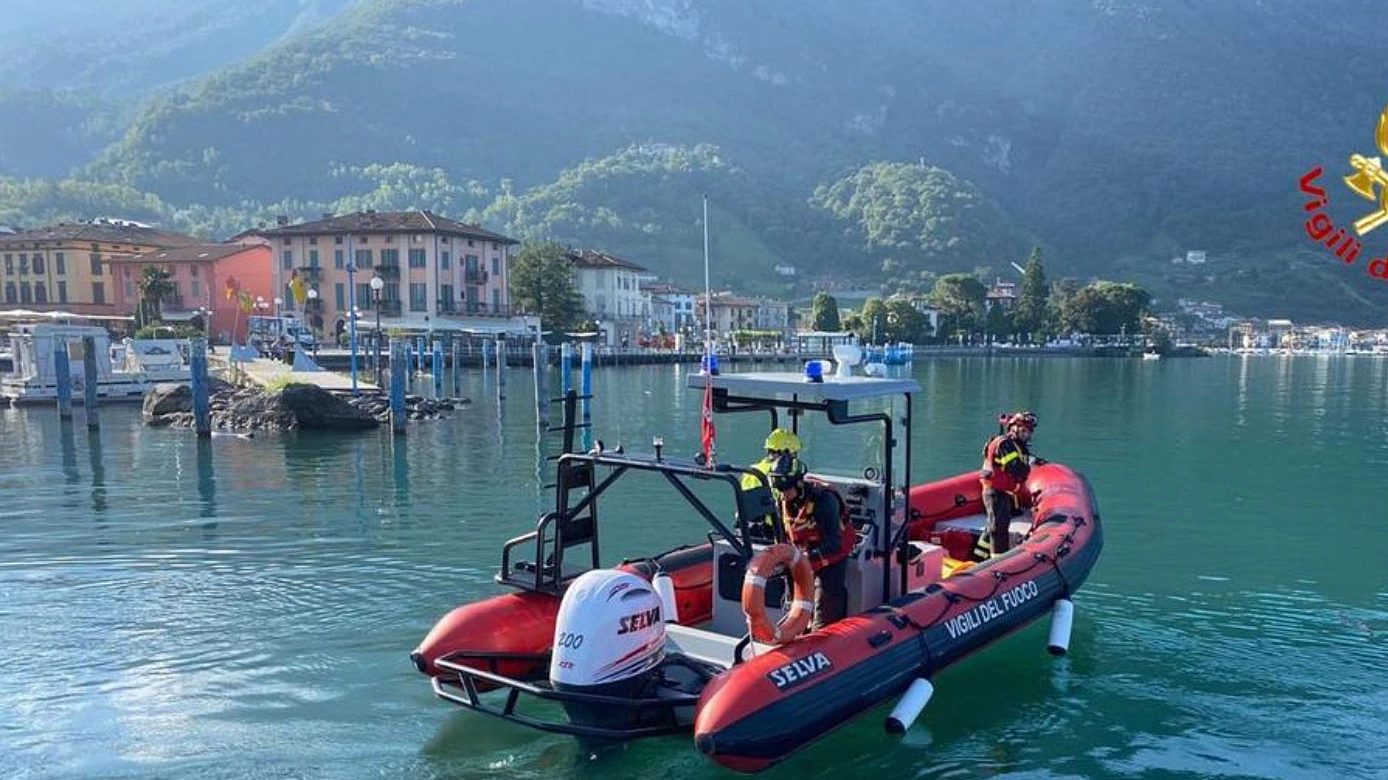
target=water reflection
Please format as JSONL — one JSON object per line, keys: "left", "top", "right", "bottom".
{"left": 391, "top": 434, "right": 409, "bottom": 510}
{"left": 196, "top": 438, "right": 218, "bottom": 540}
{"left": 87, "top": 429, "right": 107, "bottom": 524}
{"left": 60, "top": 420, "right": 79, "bottom": 485}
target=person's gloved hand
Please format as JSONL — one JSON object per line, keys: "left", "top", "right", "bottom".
{"left": 980, "top": 468, "right": 993, "bottom": 480}
{"left": 1028, "top": 456, "right": 1047, "bottom": 467}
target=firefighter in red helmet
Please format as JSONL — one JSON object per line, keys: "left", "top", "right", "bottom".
{"left": 975, "top": 411, "right": 1042, "bottom": 560}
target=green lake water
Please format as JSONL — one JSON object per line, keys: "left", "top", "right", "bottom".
{"left": 1, "top": 356, "right": 1385, "bottom": 780}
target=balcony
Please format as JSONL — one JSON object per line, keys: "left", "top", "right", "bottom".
{"left": 464, "top": 269, "right": 489, "bottom": 285}
{"left": 304, "top": 297, "right": 323, "bottom": 312}
{"left": 296, "top": 266, "right": 323, "bottom": 282}
{"left": 376, "top": 299, "right": 402, "bottom": 317}
{"left": 437, "top": 299, "right": 458, "bottom": 314}
{"left": 375, "top": 264, "right": 401, "bottom": 281}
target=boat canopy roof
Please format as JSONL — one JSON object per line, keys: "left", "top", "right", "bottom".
{"left": 686, "top": 371, "right": 921, "bottom": 401}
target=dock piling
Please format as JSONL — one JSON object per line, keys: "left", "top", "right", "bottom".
{"left": 580, "top": 342, "right": 593, "bottom": 451}
{"left": 432, "top": 341, "right": 443, "bottom": 397}
{"left": 390, "top": 341, "right": 407, "bottom": 435}
{"left": 560, "top": 342, "right": 573, "bottom": 397}
{"left": 497, "top": 336, "right": 507, "bottom": 400}
{"left": 54, "top": 341, "right": 73, "bottom": 420}
{"left": 533, "top": 341, "right": 549, "bottom": 426}
{"left": 81, "top": 336, "right": 99, "bottom": 430}
{"left": 190, "top": 338, "right": 211, "bottom": 437}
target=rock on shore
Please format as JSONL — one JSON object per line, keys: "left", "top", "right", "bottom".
{"left": 143, "top": 383, "right": 471, "bottom": 432}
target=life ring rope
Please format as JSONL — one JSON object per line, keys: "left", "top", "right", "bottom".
{"left": 740, "top": 543, "right": 817, "bottom": 646}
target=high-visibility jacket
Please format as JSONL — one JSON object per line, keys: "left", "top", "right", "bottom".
{"left": 781, "top": 481, "right": 854, "bottom": 571}
{"left": 981, "top": 434, "right": 1031, "bottom": 497}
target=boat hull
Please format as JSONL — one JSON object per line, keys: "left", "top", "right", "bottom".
{"left": 693, "top": 463, "right": 1101, "bottom": 772}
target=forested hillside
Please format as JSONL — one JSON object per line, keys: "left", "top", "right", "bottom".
{"left": 3, "top": 0, "right": 1388, "bottom": 322}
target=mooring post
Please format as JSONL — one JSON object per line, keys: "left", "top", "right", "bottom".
{"left": 81, "top": 335, "right": 99, "bottom": 430}
{"left": 432, "top": 340, "right": 443, "bottom": 397}
{"left": 54, "top": 341, "right": 73, "bottom": 421}
{"left": 497, "top": 335, "right": 507, "bottom": 400}
{"left": 413, "top": 336, "right": 422, "bottom": 375}
{"left": 560, "top": 342, "right": 573, "bottom": 397}
{"left": 533, "top": 341, "right": 549, "bottom": 426}
{"left": 390, "top": 341, "right": 407, "bottom": 435}
{"left": 190, "top": 338, "right": 211, "bottom": 438}
{"left": 580, "top": 341, "right": 593, "bottom": 451}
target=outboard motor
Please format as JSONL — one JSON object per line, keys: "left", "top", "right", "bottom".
{"left": 549, "top": 569, "right": 669, "bottom": 734}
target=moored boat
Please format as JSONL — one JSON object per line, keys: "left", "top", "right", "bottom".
{"left": 411, "top": 367, "right": 1102, "bottom": 772}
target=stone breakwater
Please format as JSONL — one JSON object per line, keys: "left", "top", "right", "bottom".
{"left": 142, "top": 382, "right": 470, "bottom": 432}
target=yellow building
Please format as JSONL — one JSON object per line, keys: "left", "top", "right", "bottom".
{"left": 0, "top": 220, "right": 198, "bottom": 317}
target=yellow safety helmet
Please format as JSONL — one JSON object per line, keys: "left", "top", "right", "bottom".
{"left": 764, "top": 428, "right": 802, "bottom": 454}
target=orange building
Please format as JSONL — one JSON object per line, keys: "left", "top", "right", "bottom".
{"left": 0, "top": 220, "right": 199, "bottom": 317}
{"left": 109, "top": 243, "right": 273, "bottom": 343}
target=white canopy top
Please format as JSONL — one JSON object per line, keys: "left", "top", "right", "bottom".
{"left": 686, "top": 370, "right": 921, "bottom": 401}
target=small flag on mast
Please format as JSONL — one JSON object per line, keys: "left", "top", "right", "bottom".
{"left": 701, "top": 377, "right": 716, "bottom": 464}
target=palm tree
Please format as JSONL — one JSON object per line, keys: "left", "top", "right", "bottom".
{"left": 137, "top": 266, "right": 175, "bottom": 329}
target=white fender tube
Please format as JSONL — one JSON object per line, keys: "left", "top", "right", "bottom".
{"left": 884, "top": 677, "right": 934, "bottom": 734}
{"left": 1047, "top": 598, "right": 1075, "bottom": 656}
{"left": 653, "top": 572, "right": 679, "bottom": 623}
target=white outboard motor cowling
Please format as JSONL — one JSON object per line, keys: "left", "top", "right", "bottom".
{"left": 549, "top": 569, "right": 669, "bottom": 734}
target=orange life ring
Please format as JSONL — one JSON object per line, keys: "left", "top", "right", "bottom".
{"left": 740, "top": 544, "right": 816, "bottom": 644}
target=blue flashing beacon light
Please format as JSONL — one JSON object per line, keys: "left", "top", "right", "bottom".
{"left": 804, "top": 359, "right": 825, "bottom": 383}
{"left": 702, "top": 354, "right": 720, "bottom": 375}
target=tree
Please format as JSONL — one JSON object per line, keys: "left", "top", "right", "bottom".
{"left": 1012, "top": 247, "right": 1049, "bottom": 343}
{"left": 884, "top": 298, "right": 930, "bottom": 343}
{"left": 810, "top": 291, "right": 841, "bottom": 331}
{"left": 508, "top": 240, "right": 585, "bottom": 338}
{"left": 1058, "top": 281, "right": 1151, "bottom": 335}
{"left": 136, "top": 265, "right": 174, "bottom": 329}
{"left": 985, "top": 303, "right": 1012, "bottom": 344}
{"left": 856, "top": 297, "right": 890, "bottom": 343}
{"left": 928, "top": 273, "right": 987, "bottom": 343}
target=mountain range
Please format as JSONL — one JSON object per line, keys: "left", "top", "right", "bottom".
{"left": 3, "top": 0, "right": 1388, "bottom": 324}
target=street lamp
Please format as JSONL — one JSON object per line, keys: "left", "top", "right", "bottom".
{"left": 369, "top": 274, "right": 384, "bottom": 385}
{"left": 346, "top": 262, "right": 359, "bottom": 395}
{"left": 306, "top": 288, "right": 319, "bottom": 341}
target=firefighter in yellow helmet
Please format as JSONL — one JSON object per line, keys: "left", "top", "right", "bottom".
{"left": 741, "top": 428, "right": 803, "bottom": 541}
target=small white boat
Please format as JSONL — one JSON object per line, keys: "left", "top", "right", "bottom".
{"left": 1142, "top": 351, "right": 1161, "bottom": 360}
{"left": 1, "top": 324, "right": 189, "bottom": 406}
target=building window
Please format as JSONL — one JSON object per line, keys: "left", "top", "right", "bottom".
{"left": 18, "top": 282, "right": 30, "bottom": 303}
{"left": 384, "top": 235, "right": 393, "bottom": 244}
{"left": 57, "top": 281, "right": 67, "bottom": 303}
{"left": 492, "top": 256, "right": 499, "bottom": 275}
{"left": 408, "top": 248, "right": 426, "bottom": 268}
{"left": 356, "top": 283, "right": 372, "bottom": 305}
{"left": 440, "top": 251, "right": 450, "bottom": 269}
{"left": 34, "top": 283, "right": 47, "bottom": 304}
{"left": 335, "top": 282, "right": 345, "bottom": 311}
{"left": 493, "top": 288, "right": 501, "bottom": 311}
{"left": 334, "top": 236, "right": 343, "bottom": 245}
{"left": 90, "top": 254, "right": 102, "bottom": 275}
{"left": 354, "top": 249, "right": 372, "bottom": 268}
{"left": 379, "top": 248, "right": 399, "bottom": 268}
{"left": 190, "top": 280, "right": 201, "bottom": 299}
{"left": 55, "top": 252, "right": 64, "bottom": 274}
{"left": 3, "top": 283, "right": 14, "bottom": 302}
{"left": 32, "top": 256, "right": 44, "bottom": 275}
{"left": 3, "top": 255, "right": 11, "bottom": 274}
{"left": 439, "top": 284, "right": 453, "bottom": 309}
{"left": 281, "top": 250, "right": 293, "bottom": 270}
{"left": 92, "top": 282, "right": 105, "bottom": 304}
{"left": 334, "top": 249, "right": 344, "bottom": 269}
{"left": 409, "top": 282, "right": 427, "bottom": 311}
{"left": 309, "top": 237, "right": 317, "bottom": 245}
{"left": 309, "top": 249, "right": 320, "bottom": 267}
{"left": 125, "top": 281, "right": 134, "bottom": 299}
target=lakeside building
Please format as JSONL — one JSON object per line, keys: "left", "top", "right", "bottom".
{"left": 109, "top": 243, "right": 272, "bottom": 343}
{"left": 563, "top": 248, "right": 649, "bottom": 347}
{"left": 0, "top": 220, "right": 199, "bottom": 317}
{"left": 235, "top": 210, "right": 526, "bottom": 338}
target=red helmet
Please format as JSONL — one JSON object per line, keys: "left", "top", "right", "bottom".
{"left": 1006, "top": 411, "right": 1037, "bottom": 432}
